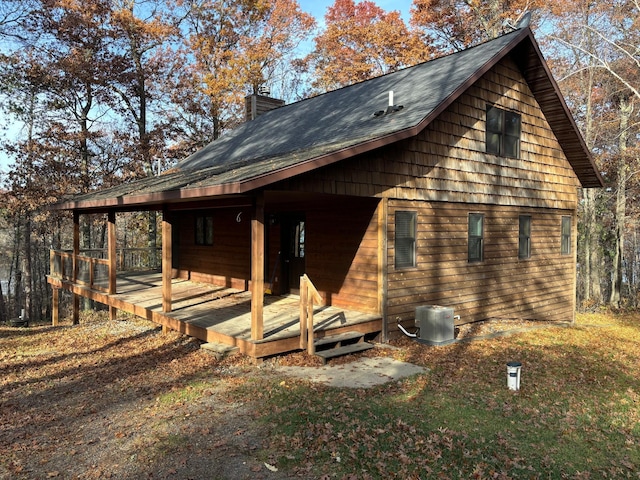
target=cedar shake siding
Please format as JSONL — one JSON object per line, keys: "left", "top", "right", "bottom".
{"left": 271, "top": 55, "right": 580, "bottom": 329}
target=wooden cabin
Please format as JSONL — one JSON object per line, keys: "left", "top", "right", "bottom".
{"left": 48, "top": 27, "right": 602, "bottom": 360}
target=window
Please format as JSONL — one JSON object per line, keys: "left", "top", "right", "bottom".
{"left": 395, "top": 211, "right": 416, "bottom": 268}
{"left": 468, "top": 213, "right": 484, "bottom": 262}
{"left": 195, "top": 215, "right": 213, "bottom": 245}
{"left": 561, "top": 216, "right": 571, "bottom": 255}
{"left": 519, "top": 215, "right": 531, "bottom": 259}
{"left": 291, "top": 220, "right": 305, "bottom": 258}
{"left": 486, "top": 105, "right": 521, "bottom": 158}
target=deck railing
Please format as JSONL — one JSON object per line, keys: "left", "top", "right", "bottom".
{"left": 49, "top": 247, "right": 162, "bottom": 291}
{"left": 77, "top": 247, "right": 162, "bottom": 271}
{"left": 299, "top": 274, "right": 323, "bottom": 355}
{"left": 49, "top": 250, "right": 110, "bottom": 293}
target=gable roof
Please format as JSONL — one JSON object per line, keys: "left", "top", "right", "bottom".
{"left": 56, "top": 27, "right": 602, "bottom": 211}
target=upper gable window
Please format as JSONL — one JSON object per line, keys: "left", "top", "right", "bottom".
{"left": 486, "top": 105, "right": 521, "bottom": 158}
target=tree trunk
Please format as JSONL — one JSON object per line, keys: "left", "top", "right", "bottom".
{"left": 23, "top": 215, "right": 32, "bottom": 322}
{"left": 582, "top": 188, "right": 603, "bottom": 305}
{"left": 610, "top": 98, "right": 632, "bottom": 307}
{"left": 577, "top": 65, "right": 603, "bottom": 307}
{"left": 0, "top": 275, "right": 7, "bottom": 323}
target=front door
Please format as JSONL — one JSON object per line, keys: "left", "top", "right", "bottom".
{"left": 282, "top": 213, "right": 306, "bottom": 294}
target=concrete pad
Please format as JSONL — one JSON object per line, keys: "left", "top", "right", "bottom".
{"left": 275, "top": 357, "right": 427, "bottom": 388}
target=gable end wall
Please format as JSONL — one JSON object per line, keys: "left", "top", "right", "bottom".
{"left": 271, "top": 55, "right": 581, "bottom": 327}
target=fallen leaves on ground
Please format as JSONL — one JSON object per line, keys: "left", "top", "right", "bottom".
{"left": 0, "top": 313, "right": 287, "bottom": 480}
{"left": 2, "top": 311, "right": 640, "bottom": 479}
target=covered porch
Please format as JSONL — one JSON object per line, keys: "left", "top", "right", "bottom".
{"left": 47, "top": 190, "right": 387, "bottom": 359}
{"left": 47, "top": 268, "right": 382, "bottom": 359}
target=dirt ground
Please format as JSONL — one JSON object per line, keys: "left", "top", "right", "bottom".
{"left": 0, "top": 314, "right": 565, "bottom": 480}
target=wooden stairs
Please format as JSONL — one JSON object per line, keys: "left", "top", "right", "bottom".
{"left": 313, "top": 331, "right": 375, "bottom": 364}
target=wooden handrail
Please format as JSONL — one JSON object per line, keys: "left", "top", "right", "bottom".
{"left": 49, "top": 249, "right": 110, "bottom": 293}
{"left": 299, "top": 274, "right": 323, "bottom": 355}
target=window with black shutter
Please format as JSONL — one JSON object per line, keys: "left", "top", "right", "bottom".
{"left": 561, "top": 216, "right": 571, "bottom": 255}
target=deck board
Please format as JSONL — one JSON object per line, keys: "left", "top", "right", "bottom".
{"left": 95, "top": 271, "right": 382, "bottom": 356}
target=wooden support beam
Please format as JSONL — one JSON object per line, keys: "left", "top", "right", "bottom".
{"left": 299, "top": 275, "right": 307, "bottom": 349}
{"left": 251, "top": 193, "right": 265, "bottom": 340}
{"left": 162, "top": 208, "right": 173, "bottom": 313}
{"left": 52, "top": 287, "right": 59, "bottom": 326}
{"left": 73, "top": 211, "right": 80, "bottom": 325}
{"left": 377, "top": 198, "right": 389, "bottom": 342}
{"left": 108, "top": 211, "right": 117, "bottom": 295}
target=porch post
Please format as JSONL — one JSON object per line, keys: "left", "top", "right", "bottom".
{"left": 108, "top": 210, "right": 117, "bottom": 320}
{"left": 378, "top": 198, "right": 389, "bottom": 342}
{"left": 51, "top": 287, "right": 59, "bottom": 326}
{"left": 251, "top": 193, "right": 265, "bottom": 340}
{"left": 72, "top": 210, "right": 80, "bottom": 325}
{"left": 162, "top": 207, "right": 172, "bottom": 313}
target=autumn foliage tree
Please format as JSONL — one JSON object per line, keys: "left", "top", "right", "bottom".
{"left": 544, "top": 0, "right": 640, "bottom": 308}
{"left": 410, "top": 0, "right": 545, "bottom": 50}
{"left": 2, "top": 0, "right": 640, "bottom": 322}
{"left": 306, "top": 0, "right": 429, "bottom": 92}
{"left": 165, "top": 0, "right": 314, "bottom": 155}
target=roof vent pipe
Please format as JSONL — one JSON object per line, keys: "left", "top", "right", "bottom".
{"left": 373, "top": 91, "right": 404, "bottom": 117}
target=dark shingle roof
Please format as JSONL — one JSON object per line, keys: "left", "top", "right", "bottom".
{"left": 56, "top": 27, "right": 601, "bottom": 211}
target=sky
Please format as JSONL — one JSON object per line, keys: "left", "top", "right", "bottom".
{"left": 0, "top": 0, "right": 416, "bottom": 173}
{"left": 298, "top": 0, "right": 414, "bottom": 23}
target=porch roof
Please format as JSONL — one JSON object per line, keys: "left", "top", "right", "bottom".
{"left": 54, "top": 27, "right": 602, "bottom": 212}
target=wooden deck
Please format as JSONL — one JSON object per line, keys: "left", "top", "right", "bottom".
{"left": 49, "top": 271, "right": 382, "bottom": 359}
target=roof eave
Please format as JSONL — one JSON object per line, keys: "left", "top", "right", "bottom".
{"left": 515, "top": 29, "right": 603, "bottom": 188}
{"left": 55, "top": 27, "right": 602, "bottom": 214}
{"left": 52, "top": 181, "right": 243, "bottom": 212}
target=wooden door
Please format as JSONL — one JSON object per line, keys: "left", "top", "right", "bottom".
{"left": 282, "top": 213, "right": 306, "bottom": 294}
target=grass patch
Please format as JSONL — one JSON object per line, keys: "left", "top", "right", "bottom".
{"left": 155, "top": 379, "right": 212, "bottom": 406}
{"left": 237, "top": 313, "right": 640, "bottom": 478}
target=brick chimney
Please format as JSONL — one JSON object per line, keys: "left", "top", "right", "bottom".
{"left": 245, "top": 88, "right": 285, "bottom": 121}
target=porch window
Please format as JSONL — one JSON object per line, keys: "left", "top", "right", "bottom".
{"left": 195, "top": 215, "right": 214, "bottom": 246}
{"left": 486, "top": 105, "right": 521, "bottom": 158}
{"left": 561, "top": 216, "right": 571, "bottom": 255}
{"left": 468, "top": 213, "right": 484, "bottom": 262}
{"left": 519, "top": 215, "right": 531, "bottom": 259}
{"left": 395, "top": 211, "right": 417, "bottom": 269}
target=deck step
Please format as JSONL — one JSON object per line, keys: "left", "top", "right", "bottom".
{"left": 314, "top": 331, "right": 366, "bottom": 348}
{"left": 314, "top": 342, "right": 374, "bottom": 363}
{"left": 200, "top": 342, "right": 239, "bottom": 359}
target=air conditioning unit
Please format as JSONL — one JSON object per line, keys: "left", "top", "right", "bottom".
{"left": 415, "top": 305, "right": 455, "bottom": 345}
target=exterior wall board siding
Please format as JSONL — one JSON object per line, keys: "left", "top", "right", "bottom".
{"left": 175, "top": 208, "right": 251, "bottom": 289}
{"left": 386, "top": 201, "right": 576, "bottom": 335}
{"left": 296, "top": 197, "right": 380, "bottom": 314}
